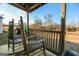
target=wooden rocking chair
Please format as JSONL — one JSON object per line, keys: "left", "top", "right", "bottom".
{"left": 20, "top": 16, "right": 46, "bottom": 56}
{"left": 8, "top": 19, "right": 22, "bottom": 54}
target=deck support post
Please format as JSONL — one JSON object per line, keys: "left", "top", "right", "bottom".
{"left": 59, "top": 3, "right": 66, "bottom": 55}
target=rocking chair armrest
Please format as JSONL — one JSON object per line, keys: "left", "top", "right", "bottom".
{"left": 26, "top": 35, "right": 36, "bottom": 40}
{"left": 28, "top": 39, "right": 45, "bottom": 45}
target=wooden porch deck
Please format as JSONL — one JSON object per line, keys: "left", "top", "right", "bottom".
{"left": 0, "top": 44, "right": 56, "bottom": 56}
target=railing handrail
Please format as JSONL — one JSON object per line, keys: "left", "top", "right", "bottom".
{"left": 29, "top": 28, "right": 61, "bottom": 33}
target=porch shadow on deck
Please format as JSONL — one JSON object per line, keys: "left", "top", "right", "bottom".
{"left": 0, "top": 44, "right": 56, "bottom": 56}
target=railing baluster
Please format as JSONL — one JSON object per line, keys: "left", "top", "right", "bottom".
{"left": 51, "top": 33, "right": 53, "bottom": 50}
{"left": 39, "top": 30, "right": 41, "bottom": 38}
{"left": 47, "top": 32, "right": 49, "bottom": 48}
{"left": 37, "top": 30, "right": 39, "bottom": 37}
{"left": 54, "top": 33, "right": 56, "bottom": 52}
{"left": 39, "top": 30, "right": 40, "bottom": 38}
{"left": 58, "top": 33, "right": 61, "bottom": 55}
{"left": 53, "top": 32, "right": 55, "bottom": 52}
{"left": 40, "top": 31, "right": 41, "bottom": 38}
{"left": 49, "top": 32, "right": 51, "bottom": 49}
{"left": 42, "top": 31, "right": 44, "bottom": 38}
{"left": 57, "top": 33, "right": 60, "bottom": 53}
{"left": 55, "top": 32, "right": 58, "bottom": 53}
{"left": 48, "top": 32, "right": 50, "bottom": 49}
{"left": 44, "top": 31, "right": 46, "bottom": 46}
{"left": 46, "top": 32, "right": 48, "bottom": 48}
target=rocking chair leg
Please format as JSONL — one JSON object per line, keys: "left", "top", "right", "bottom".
{"left": 26, "top": 48, "right": 29, "bottom": 56}
{"left": 26, "top": 51, "right": 29, "bottom": 56}
{"left": 13, "top": 43, "right": 14, "bottom": 54}
{"left": 8, "top": 40, "right": 10, "bottom": 50}
{"left": 24, "top": 47, "right": 29, "bottom": 56}
{"left": 24, "top": 51, "right": 29, "bottom": 56}
{"left": 43, "top": 41, "right": 46, "bottom": 56}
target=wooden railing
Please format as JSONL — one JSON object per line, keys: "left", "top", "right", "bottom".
{"left": 29, "top": 28, "right": 62, "bottom": 55}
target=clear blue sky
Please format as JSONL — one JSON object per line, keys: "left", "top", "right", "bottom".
{"left": 0, "top": 3, "right": 79, "bottom": 26}
{"left": 66, "top": 3, "right": 79, "bottom": 26}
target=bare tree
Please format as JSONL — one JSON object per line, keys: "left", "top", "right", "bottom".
{"left": 34, "top": 16, "right": 42, "bottom": 25}
{"left": 44, "top": 14, "right": 53, "bottom": 25}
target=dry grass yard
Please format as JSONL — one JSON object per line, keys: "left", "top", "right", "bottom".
{"left": 65, "top": 31, "right": 79, "bottom": 53}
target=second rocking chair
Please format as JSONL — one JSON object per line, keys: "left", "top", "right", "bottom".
{"left": 20, "top": 16, "right": 46, "bottom": 56}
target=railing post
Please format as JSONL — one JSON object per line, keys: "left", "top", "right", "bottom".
{"left": 59, "top": 3, "right": 66, "bottom": 55}
{"left": 12, "top": 19, "right": 15, "bottom": 54}
{"left": 27, "top": 11, "right": 29, "bottom": 37}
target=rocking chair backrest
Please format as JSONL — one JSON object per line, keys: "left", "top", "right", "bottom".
{"left": 20, "top": 16, "right": 28, "bottom": 54}
{"left": 8, "top": 19, "right": 14, "bottom": 40}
